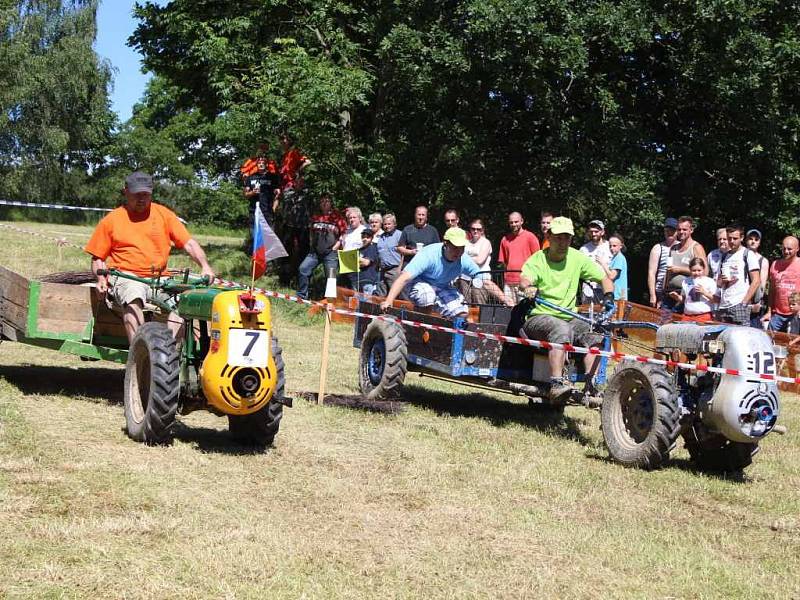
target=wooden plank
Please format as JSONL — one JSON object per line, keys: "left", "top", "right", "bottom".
{"left": 404, "top": 311, "right": 454, "bottom": 365}
{"left": 37, "top": 282, "right": 93, "bottom": 323}
{"left": 90, "top": 291, "right": 127, "bottom": 339}
{"left": 0, "top": 266, "right": 30, "bottom": 332}
{"left": 463, "top": 322, "right": 504, "bottom": 369}
{"left": 1, "top": 321, "right": 19, "bottom": 341}
{"left": 37, "top": 317, "right": 88, "bottom": 335}
{"left": 0, "top": 265, "right": 30, "bottom": 302}
{"left": 1, "top": 297, "right": 28, "bottom": 333}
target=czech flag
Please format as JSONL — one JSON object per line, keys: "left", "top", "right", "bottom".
{"left": 252, "top": 204, "right": 289, "bottom": 279}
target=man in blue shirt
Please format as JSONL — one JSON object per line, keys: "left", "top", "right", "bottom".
{"left": 380, "top": 228, "right": 512, "bottom": 318}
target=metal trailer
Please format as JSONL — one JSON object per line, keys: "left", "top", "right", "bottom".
{"left": 352, "top": 293, "right": 784, "bottom": 472}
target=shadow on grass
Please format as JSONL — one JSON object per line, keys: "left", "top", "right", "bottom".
{"left": 585, "top": 453, "right": 751, "bottom": 483}
{"left": 392, "top": 382, "right": 592, "bottom": 445}
{"left": 0, "top": 364, "right": 124, "bottom": 404}
{"left": 172, "top": 421, "right": 278, "bottom": 456}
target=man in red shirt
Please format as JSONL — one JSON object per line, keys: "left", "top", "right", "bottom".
{"left": 763, "top": 236, "right": 800, "bottom": 332}
{"left": 297, "top": 194, "right": 346, "bottom": 299}
{"left": 498, "top": 211, "right": 540, "bottom": 303}
{"left": 85, "top": 171, "right": 214, "bottom": 343}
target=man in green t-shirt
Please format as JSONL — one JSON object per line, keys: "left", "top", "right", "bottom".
{"left": 518, "top": 216, "right": 614, "bottom": 402}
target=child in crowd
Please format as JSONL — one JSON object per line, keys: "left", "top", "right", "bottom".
{"left": 349, "top": 228, "right": 380, "bottom": 295}
{"left": 670, "top": 257, "right": 717, "bottom": 322}
{"left": 787, "top": 292, "right": 800, "bottom": 342}
{"left": 607, "top": 234, "right": 628, "bottom": 300}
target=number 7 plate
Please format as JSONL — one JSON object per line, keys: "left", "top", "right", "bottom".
{"left": 227, "top": 329, "right": 270, "bottom": 368}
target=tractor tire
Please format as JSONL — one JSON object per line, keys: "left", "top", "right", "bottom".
{"left": 683, "top": 427, "right": 758, "bottom": 473}
{"left": 124, "top": 322, "right": 180, "bottom": 445}
{"left": 228, "top": 337, "right": 284, "bottom": 446}
{"left": 359, "top": 319, "right": 407, "bottom": 401}
{"left": 601, "top": 363, "right": 680, "bottom": 469}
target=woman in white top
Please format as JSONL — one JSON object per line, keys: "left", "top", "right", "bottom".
{"left": 465, "top": 218, "right": 492, "bottom": 275}
{"left": 456, "top": 219, "right": 493, "bottom": 304}
{"left": 342, "top": 206, "right": 366, "bottom": 250}
{"left": 670, "top": 257, "right": 718, "bottom": 322}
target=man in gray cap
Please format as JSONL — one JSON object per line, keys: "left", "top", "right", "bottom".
{"left": 745, "top": 228, "right": 769, "bottom": 327}
{"left": 579, "top": 219, "right": 611, "bottom": 304}
{"left": 85, "top": 171, "right": 215, "bottom": 343}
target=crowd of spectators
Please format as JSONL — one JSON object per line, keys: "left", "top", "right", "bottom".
{"left": 243, "top": 138, "right": 800, "bottom": 333}
{"left": 645, "top": 220, "right": 800, "bottom": 333}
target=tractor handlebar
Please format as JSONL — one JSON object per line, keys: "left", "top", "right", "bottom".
{"left": 96, "top": 268, "right": 217, "bottom": 291}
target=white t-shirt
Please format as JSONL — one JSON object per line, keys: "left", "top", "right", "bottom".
{"left": 580, "top": 240, "right": 612, "bottom": 264}
{"left": 579, "top": 240, "right": 611, "bottom": 297}
{"left": 342, "top": 225, "right": 366, "bottom": 251}
{"left": 681, "top": 276, "right": 717, "bottom": 315}
{"left": 719, "top": 248, "right": 761, "bottom": 308}
{"left": 460, "top": 236, "right": 492, "bottom": 284}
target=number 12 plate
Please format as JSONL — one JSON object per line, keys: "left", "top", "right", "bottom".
{"left": 227, "top": 329, "right": 270, "bottom": 368}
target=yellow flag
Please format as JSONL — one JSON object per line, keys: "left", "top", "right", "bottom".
{"left": 338, "top": 249, "right": 360, "bottom": 274}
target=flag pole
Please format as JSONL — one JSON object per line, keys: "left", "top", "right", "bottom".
{"left": 250, "top": 255, "right": 257, "bottom": 292}
{"left": 318, "top": 266, "right": 338, "bottom": 405}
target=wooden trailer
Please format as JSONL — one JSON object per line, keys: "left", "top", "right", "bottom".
{"left": 0, "top": 266, "right": 130, "bottom": 363}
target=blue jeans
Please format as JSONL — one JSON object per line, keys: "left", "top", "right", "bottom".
{"left": 768, "top": 312, "right": 792, "bottom": 332}
{"left": 297, "top": 251, "right": 338, "bottom": 299}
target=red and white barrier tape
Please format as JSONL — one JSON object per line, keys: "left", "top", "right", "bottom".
{"left": 0, "top": 223, "right": 83, "bottom": 250}
{"left": 209, "top": 276, "right": 799, "bottom": 386}
{"left": 1, "top": 225, "right": 790, "bottom": 387}
{"left": 0, "top": 200, "right": 187, "bottom": 223}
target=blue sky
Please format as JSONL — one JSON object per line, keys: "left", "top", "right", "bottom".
{"left": 95, "top": 0, "right": 153, "bottom": 123}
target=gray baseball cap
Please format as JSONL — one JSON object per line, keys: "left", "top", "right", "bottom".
{"left": 746, "top": 228, "right": 762, "bottom": 239}
{"left": 588, "top": 219, "right": 605, "bottom": 230}
{"left": 125, "top": 171, "right": 153, "bottom": 193}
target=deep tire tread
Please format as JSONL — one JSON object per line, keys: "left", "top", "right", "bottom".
{"left": 124, "top": 322, "right": 180, "bottom": 445}
{"left": 359, "top": 320, "right": 408, "bottom": 401}
{"left": 601, "top": 363, "right": 681, "bottom": 469}
{"left": 683, "top": 428, "right": 757, "bottom": 473}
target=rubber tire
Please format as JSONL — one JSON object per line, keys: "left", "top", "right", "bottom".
{"left": 359, "top": 319, "right": 408, "bottom": 401}
{"left": 683, "top": 428, "right": 757, "bottom": 473}
{"left": 124, "top": 322, "right": 180, "bottom": 444}
{"left": 601, "top": 363, "right": 680, "bottom": 469}
{"left": 228, "top": 337, "right": 284, "bottom": 446}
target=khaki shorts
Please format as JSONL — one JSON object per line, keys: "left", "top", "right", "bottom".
{"left": 108, "top": 273, "right": 175, "bottom": 308}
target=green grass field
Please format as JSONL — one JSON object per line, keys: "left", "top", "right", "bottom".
{"left": 1, "top": 220, "right": 799, "bottom": 599}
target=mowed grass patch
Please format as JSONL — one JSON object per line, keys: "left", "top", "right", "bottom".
{"left": 1, "top": 221, "right": 800, "bottom": 598}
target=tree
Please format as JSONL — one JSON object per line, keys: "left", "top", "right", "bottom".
{"left": 127, "top": 0, "right": 800, "bottom": 264}
{"left": 0, "top": 0, "right": 115, "bottom": 206}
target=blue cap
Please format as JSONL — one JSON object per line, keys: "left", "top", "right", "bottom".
{"left": 664, "top": 217, "right": 678, "bottom": 229}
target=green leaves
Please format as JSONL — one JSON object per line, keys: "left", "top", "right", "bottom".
{"left": 0, "top": 0, "right": 115, "bottom": 205}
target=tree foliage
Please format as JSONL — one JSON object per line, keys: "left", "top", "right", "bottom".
{"left": 126, "top": 0, "right": 799, "bottom": 258}
{"left": 0, "top": 0, "right": 114, "bottom": 204}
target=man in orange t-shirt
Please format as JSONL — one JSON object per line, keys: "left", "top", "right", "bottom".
{"left": 278, "top": 132, "right": 311, "bottom": 192}
{"left": 84, "top": 171, "right": 215, "bottom": 342}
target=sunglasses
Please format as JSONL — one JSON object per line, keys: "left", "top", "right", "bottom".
{"left": 470, "top": 227, "right": 483, "bottom": 231}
